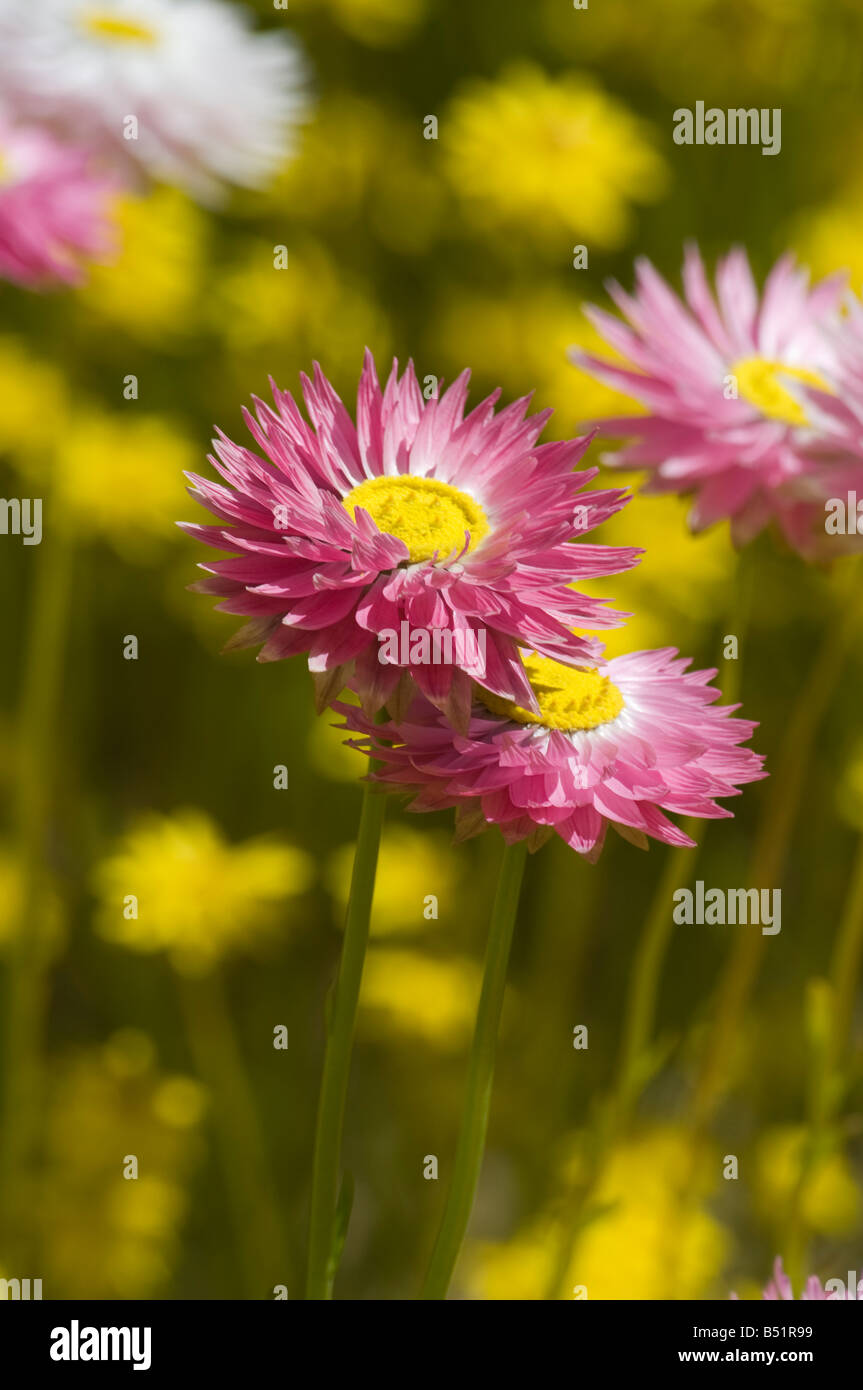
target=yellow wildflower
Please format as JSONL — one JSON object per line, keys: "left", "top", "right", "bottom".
{"left": 76, "top": 188, "right": 207, "bottom": 341}
{"left": 54, "top": 409, "right": 195, "bottom": 556}
{"left": 360, "top": 947, "right": 482, "bottom": 1048}
{"left": 40, "top": 1033, "right": 205, "bottom": 1298}
{"left": 471, "top": 1128, "right": 729, "bottom": 1299}
{"left": 0, "top": 337, "right": 69, "bottom": 466}
{"left": 444, "top": 65, "right": 667, "bottom": 251}
{"left": 755, "top": 1127, "right": 860, "bottom": 1236}
{"left": 93, "top": 809, "right": 313, "bottom": 975}
{"left": 327, "top": 824, "right": 460, "bottom": 934}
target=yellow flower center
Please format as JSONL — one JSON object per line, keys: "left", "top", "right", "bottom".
{"left": 730, "top": 356, "right": 832, "bottom": 428}
{"left": 343, "top": 475, "right": 490, "bottom": 564}
{"left": 80, "top": 10, "right": 158, "bottom": 43}
{"left": 477, "top": 652, "right": 624, "bottom": 732}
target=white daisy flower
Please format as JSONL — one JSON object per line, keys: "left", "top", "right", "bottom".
{"left": 0, "top": 0, "right": 310, "bottom": 202}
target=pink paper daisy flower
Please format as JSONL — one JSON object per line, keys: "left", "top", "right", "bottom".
{"left": 182, "top": 353, "right": 640, "bottom": 727}
{"left": 732, "top": 1256, "right": 861, "bottom": 1301}
{"left": 0, "top": 115, "right": 117, "bottom": 288}
{"left": 571, "top": 245, "right": 852, "bottom": 555}
{"left": 337, "top": 647, "right": 765, "bottom": 860}
{"left": 795, "top": 298, "right": 863, "bottom": 544}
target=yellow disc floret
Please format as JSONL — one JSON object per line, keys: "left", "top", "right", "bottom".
{"left": 343, "top": 474, "right": 489, "bottom": 563}
{"left": 81, "top": 10, "right": 158, "bottom": 43}
{"left": 729, "top": 357, "right": 832, "bottom": 428}
{"left": 478, "top": 652, "right": 624, "bottom": 731}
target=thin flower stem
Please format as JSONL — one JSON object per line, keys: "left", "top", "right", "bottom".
{"left": 826, "top": 834, "right": 863, "bottom": 1077}
{"left": 618, "top": 546, "right": 748, "bottom": 1135}
{"left": 783, "top": 832, "right": 863, "bottom": 1281}
{"left": 692, "top": 582, "right": 860, "bottom": 1128}
{"left": 540, "top": 825, "right": 700, "bottom": 1300}
{"left": 613, "top": 824, "right": 702, "bottom": 1132}
{"left": 0, "top": 527, "right": 73, "bottom": 1266}
{"left": 540, "top": 550, "right": 750, "bottom": 1301}
{"left": 305, "top": 778, "right": 386, "bottom": 1299}
{"left": 421, "top": 838, "right": 528, "bottom": 1300}
{"left": 180, "top": 968, "right": 285, "bottom": 1299}
{"left": 657, "top": 563, "right": 863, "bottom": 1289}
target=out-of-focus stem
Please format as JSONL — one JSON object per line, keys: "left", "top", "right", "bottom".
{"left": 305, "top": 778, "right": 386, "bottom": 1299}
{"left": 179, "top": 968, "right": 285, "bottom": 1299}
{"left": 692, "top": 585, "right": 859, "bottom": 1128}
{"left": 541, "top": 547, "right": 750, "bottom": 1301}
{"left": 0, "top": 528, "right": 73, "bottom": 1266}
{"left": 784, "top": 833, "right": 863, "bottom": 1282}
{"left": 421, "top": 838, "right": 528, "bottom": 1300}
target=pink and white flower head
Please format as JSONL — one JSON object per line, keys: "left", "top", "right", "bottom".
{"left": 732, "top": 1256, "right": 862, "bottom": 1301}
{"left": 0, "top": 0, "right": 309, "bottom": 204}
{"left": 0, "top": 115, "right": 117, "bottom": 288}
{"left": 570, "top": 244, "right": 852, "bottom": 557}
{"left": 182, "top": 353, "right": 640, "bottom": 730}
{"left": 337, "top": 647, "right": 765, "bottom": 860}
{"left": 797, "top": 296, "right": 863, "bottom": 545}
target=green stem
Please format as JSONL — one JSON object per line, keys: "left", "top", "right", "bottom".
{"left": 617, "top": 545, "right": 746, "bottom": 1136}
{"left": 613, "top": 825, "right": 703, "bottom": 1130}
{"left": 421, "top": 838, "right": 528, "bottom": 1300}
{"left": 826, "top": 834, "right": 863, "bottom": 1078}
{"left": 179, "top": 968, "right": 285, "bottom": 1299}
{"left": 0, "top": 527, "right": 73, "bottom": 1265}
{"left": 783, "top": 832, "right": 863, "bottom": 1281}
{"left": 305, "top": 778, "right": 386, "bottom": 1299}
{"left": 540, "top": 549, "right": 750, "bottom": 1302}
{"left": 692, "top": 582, "right": 859, "bottom": 1127}
{"left": 541, "top": 823, "right": 700, "bottom": 1300}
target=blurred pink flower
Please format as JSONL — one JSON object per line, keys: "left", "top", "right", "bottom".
{"left": 0, "top": 115, "right": 117, "bottom": 288}
{"left": 0, "top": 0, "right": 309, "bottom": 203}
{"left": 800, "top": 297, "right": 863, "bottom": 517}
{"left": 337, "top": 646, "right": 764, "bottom": 860}
{"left": 183, "top": 353, "right": 640, "bottom": 728}
{"left": 733, "top": 1256, "right": 862, "bottom": 1300}
{"left": 571, "top": 245, "right": 862, "bottom": 557}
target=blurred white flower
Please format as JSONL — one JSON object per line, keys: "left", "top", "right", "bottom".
{"left": 0, "top": 0, "right": 310, "bottom": 201}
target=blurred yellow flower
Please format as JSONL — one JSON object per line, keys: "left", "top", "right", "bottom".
{"left": 211, "top": 237, "right": 391, "bottom": 389}
{"left": 0, "top": 846, "right": 65, "bottom": 962}
{"left": 755, "top": 1127, "right": 860, "bottom": 1236}
{"left": 54, "top": 409, "right": 195, "bottom": 556}
{"left": 40, "top": 1034, "right": 205, "bottom": 1298}
{"left": 93, "top": 808, "right": 314, "bottom": 975}
{"left": 431, "top": 287, "right": 639, "bottom": 440}
{"left": 443, "top": 65, "right": 667, "bottom": 251}
{"left": 292, "top": 0, "right": 426, "bottom": 46}
{"left": 360, "top": 947, "right": 482, "bottom": 1048}
{"left": 327, "top": 824, "right": 460, "bottom": 934}
{"left": 578, "top": 484, "right": 736, "bottom": 657}
{"left": 153, "top": 1076, "right": 209, "bottom": 1130}
{"left": 76, "top": 188, "right": 207, "bottom": 341}
{"left": 471, "top": 1128, "right": 729, "bottom": 1299}
{"left": 790, "top": 188, "right": 863, "bottom": 294}
{"left": 570, "top": 1138, "right": 728, "bottom": 1299}
{"left": 262, "top": 95, "right": 446, "bottom": 255}
{"left": 0, "top": 337, "right": 68, "bottom": 465}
